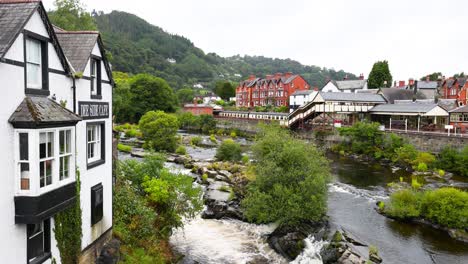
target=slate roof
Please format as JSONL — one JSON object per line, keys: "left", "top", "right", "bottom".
{"left": 457, "top": 78, "right": 467, "bottom": 87}
{"left": 450, "top": 105, "right": 468, "bottom": 113}
{"left": 320, "top": 92, "right": 386, "bottom": 103}
{"left": 9, "top": 96, "right": 82, "bottom": 128}
{"left": 0, "top": 0, "right": 39, "bottom": 58}
{"left": 416, "top": 81, "right": 438, "bottom": 89}
{"left": 369, "top": 103, "right": 439, "bottom": 113}
{"left": 55, "top": 32, "right": 99, "bottom": 73}
{"left": 380, "top": 88, "right": 416, "bottom": 104}
{"left": 334, "top": 79, "right": 367, "bottom": 90}
{"left": 438, "top": 99, "right": 458, "bottom": 111}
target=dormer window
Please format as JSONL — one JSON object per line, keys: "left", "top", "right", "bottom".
{"left": 90, "top": 57, "right": 102, "bottom": 99}
{"left": 24, "top": 31, "right": 49, "bottom": 95}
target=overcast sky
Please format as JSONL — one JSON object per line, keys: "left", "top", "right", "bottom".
{"left": 43, "top": 0, "right": 468, "bottom": 81}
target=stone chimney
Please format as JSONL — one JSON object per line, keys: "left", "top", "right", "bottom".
{"left": 408, "top": 78, "right": 415, "bottom": 86}
{"left": 249, "top": 75, "right": 256, "bottom": 80}
{"left": 284, "top": 72, "right": 293, "bottom": 78}
{"left": 359, "top": 73, "right": 364, "bottom": 80}
{"left": 399, "top": 80, "right": 406, "bottom": 87}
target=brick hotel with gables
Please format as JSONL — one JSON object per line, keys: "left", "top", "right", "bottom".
{"left": 0, "top": 1, "right": 113, "bottom": 263}
{"left": 236, "top": 72, "right": 310, "bottom": 108}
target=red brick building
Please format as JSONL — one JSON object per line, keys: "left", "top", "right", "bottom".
{"left": 183, "top": 104, "right": 214, "bottom": 116}
{"left": 236, "top": 72, "right": 310, "bottom": 108}
{"left": 440, "top": 78, "right": 467, "bottom": 106}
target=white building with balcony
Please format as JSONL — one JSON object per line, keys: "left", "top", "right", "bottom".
{"left": 0, "top": 1, "right": 113, "bottom": 263}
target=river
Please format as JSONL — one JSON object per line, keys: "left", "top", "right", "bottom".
{"left": 119, "top": 133, "right": 468, "bottom": 263}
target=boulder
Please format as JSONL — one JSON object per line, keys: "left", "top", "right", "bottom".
{"left": 206, "top": 170, "right": 218, "bottom": 178}
{"left": 218, "top": 170, "right": 233, "bottom": 178}
{"left": 174, "top": 155, "right": 190, "bottom": 165}
{"left": 207, "top": 181, "right": 230, "bottom": 191}
{"left": 96, "top": 239, "right": 120, "bottom": 264}
{"left": 215, "top": 174, "right": 230, "bottom": 183}
{"left": 268, "top": 221, "right": 328, "bottom": 260}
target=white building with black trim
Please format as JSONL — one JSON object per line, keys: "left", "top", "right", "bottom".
{"left": 0, "top": 1, "right": 113, "bottom": 263}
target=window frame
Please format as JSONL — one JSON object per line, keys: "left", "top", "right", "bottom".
{"left": 59, "top": 130, "right": 72, "bottom": 181}
{"left": 27, "top": 219, "right": 51, "bottom": 264}
{"left": 91, "top": 183, "right": 104, "bottom": 226}
{"left": 39, "top": 131, "right": 54, "bottom": 188}
{"left": 90, "top": 56, "right": 102, "bottom": 99}
{"left": 23, "top": 30, "right": 49, "bottom": 96}
{"left": 86, "top": 122, "right": 106, "bottom": 169}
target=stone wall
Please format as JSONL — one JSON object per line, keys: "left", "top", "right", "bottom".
{"left": 215, "top": 118, "right": 264, "bottom": 134}
{"left": 79, "top": 228, "right": 113, "bottom": 264}
{"left": 389, "top": 131, "right": 468, "bottom": 153}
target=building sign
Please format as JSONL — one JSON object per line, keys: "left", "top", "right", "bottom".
{"left": 78, "top": 102, "right": 109, "bottom": 119}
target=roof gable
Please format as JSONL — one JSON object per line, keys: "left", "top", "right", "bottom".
{"left": 335, "top": 79, "right": 367, "bottom": 90}
{"left": 0, "top": 0, "right": 71, "bottom": 73}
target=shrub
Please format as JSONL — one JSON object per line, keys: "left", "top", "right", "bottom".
{"left": 420, "top": 188, "right": 468, "bottom": 229}
{"left": 331, "top": 231, "right": 342, "bottom": 242}
{"left": 139, "top": 111, "right": 179, "bottom": 152}
{"left": 175, "top": 146, "right": 187, "bottom": 155}
{"left": 393, "top": 144, "right": 418, "bottom": 164}
{"left": 125, "top": 128, "right": 138, "bottom": 138}
{"left": 230, "top": 131, "right": 237, "bottom": 138}
{"left": 242, "top": 125, "right": 330, "bottom": 226}
{"left": 385, "top": 189, "right": 422, "bottom": 219}
{"left": 436, "top": 146, "right": 468, "bottom": 177}
{"left": 411, "top": 177, "right": 422, "bottom": 189}
{"left": 338, "top": 121, "right": 383, "bottom": 154}
{"left": 241, "top": 155, "right": 250, "bottom": 164}
{"left": 416, "top": 162, "right": 428, "bottom": 172}
{"left": 209, "top": 134, "right": 217, "bottom": 143}
{"left": 438, "top": 169, "right": 445, "bottom": 177}
{"left": 215, "top": 139, "right": 242, "bottom": 162}
{"left": 369, "top": 245, "right": 379, "bottom": 256}
{"left": 201, "top": 173, "right": 208, "bottom": 182}
{"left": 118, "top": 144, "right": 132, "bottom": 153}
{"left": 190, "top": 136, "right": 202, "bottom": 146}
{"left": 413, "top": 152, "right": 436, "bottom": 167}
{"left": 377, "top": 201, "right": 385, "bottom": 211}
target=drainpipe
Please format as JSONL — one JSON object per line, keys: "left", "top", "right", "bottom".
{"left": 72, "top": 76, "right": 77, "bottom": 113}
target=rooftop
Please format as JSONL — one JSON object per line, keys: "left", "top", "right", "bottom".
{"left": 334, "top": 79, "right": 367, "bottom": 90}
{"left": 55, "top": 31, "right": 99, "bottom": 73}
{"left": 320, "top": 92, "right": 386, "bottom": 103}
{"left": 370, "top": 103, "right": 441, "bottom": 114}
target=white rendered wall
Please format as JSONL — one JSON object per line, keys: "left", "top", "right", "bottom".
{"left": 322, "top": 82, "right": 339, "bottom": 92}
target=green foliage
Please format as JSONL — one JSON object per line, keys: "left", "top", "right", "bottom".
{"left": 393, "top": 144, "right": 418, "bottom": 164}
{"left": 199, "top": 115, "right": 216, "bottom": 134}
{"left": 139, "top": 111, "right": 179, "bottom": 152}
{"left": 175, "top": 145, "right": 187, "bottom": 155}
{"left": 369, "top": 245, "right": 379, "bottom": 256}
{"left": 54, "top": 169, "right": 82, "bottom": 264}
{"left": 385, "top": 189, "right": 422, "bottom": 219}
{"left": 214, "top": 81, "right": 236, "bottom": 100}
{"left": 48, "top": 0, "right": 97, "bottom": 31}
{"left": 218, "top": 186, "right": 231, "bottom": 193}
{"left": 436, "top": 146, "right": 468, "bottom": 177}
{"left": 176, "top": 88, "right": 195, "bottom": 104}
{"left": 241, "top": 155, "right": 250, "bottom": 164}
{"left": 338, "top": 122, "right": 383, "bottom": 154}
{"left": 201, "top": 173, "right": 208, "bottom": 182}
{"left": 411, "top": 177, "right": 422, "bottom": 189}
{"left": 368, "top": 60, "right": 393, "bottom": 88}
{"left": 190, "top": 136, "right": 202, "bottom": 146}
{"left": 131, "top": 74, "right": 178, "bottom": 121}
{"left": 113, "top": 72, "right": 134, "bottom": 123}
{"left": 416, "top": 163, "right": 428, "bottom": 172}
{"left": 332, "top": 231, "right": 342, "bottom": 243}
{"left": 209, "top": 134, "right": 217, "bottom": 143}
{"left": 242, "top": 125, "right": 329, "bottom": 226}
{"left": 378, "top": 201, "right": 385, "bottom": 211}
{"left": 125, "top": 129, "right": 138, "bottom": 138}
{"left": 438, "top": 169, "right": 445, "bottom": 177}
{"left": 420, "top": 72, "right": 442, "bottom": 81}
{"left": 386, "top": 188, "right": 468, "bottom": 229}
{"left": 420, "top": 188, "right": 468, "bottom": 229}
{"left": 230, "top": 131, "right": 237, "bottom": 138}
{"left": 413, "top": 152, "right": 436, "bottom": 167}
{"left": 216, "top": 139, "right": 242, "bottom": 162}
{"left": 118, "top": 144, "right": 133, "bottom": 153}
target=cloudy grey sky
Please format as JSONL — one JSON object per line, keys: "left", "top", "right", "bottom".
{"left": 44, "top": 0, "right": 468, "bottom": 81}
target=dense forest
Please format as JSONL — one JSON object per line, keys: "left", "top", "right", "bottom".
{"left": 93, "top": 11, "right": 357, "bottom": 90}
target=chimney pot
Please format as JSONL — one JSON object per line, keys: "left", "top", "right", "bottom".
{"left": 359, "top": 73, "right": 364, "bottom": 80}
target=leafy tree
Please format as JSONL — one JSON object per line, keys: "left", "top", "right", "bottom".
{"left": 242, "top": 125, "right": 329, "bottom": 226}
{"left": 368, "top": 60, "right": 393, "bottom": 88}
{"left": 454, "top": 72, "right": 467, "bottom": 79}
{"left": 420, "top": 72, "right": 442, "bottom": 81}
{"left": 199, "top": 114, "right": 216, "bottom": 133}
{"left": 139, "top": 111, "right": 179, "bottom": 152}
{"left": 215, "top": 139, "right": 242, "bottom": 162}
{"left": 113, "top": 72, "right": 134, "bottom": 123}
{"left": 176, "top": 88, "right": 195, "bottom": 104}
{"left": 214, "top": 81, "right": 236, "bottom": 100}
{"left": 48, "top": 0, "right": 97, "bottom": 31}
{"left": 131, "top": 74, "right": 178, "bottom": 121}
{"left": 338, "top": 122, "right": 383, "bottom": 154}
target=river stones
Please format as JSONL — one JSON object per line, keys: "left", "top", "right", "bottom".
{"left": 207, "top": 181, "right": 230, "bottom": 191}
{"left": 218, "top": 170, "right": 233, "bottom": 178}
{"left": 206, "top": 170, "right": 218, "bottom": 178}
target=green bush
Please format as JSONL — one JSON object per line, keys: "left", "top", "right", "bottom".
{"left": 369, "top": 245, "right": 379, "bottom": 257}
{"left": 125, "top": 128, "right": 138, "bottom": 138}
{"left": 338, "top": 122, "right": 383, "bottom": 154}
{"left": 118, "top": 144, "right": 132, "bottom": 153}
{"left": 241, "top": 155, "right": 250, "bottom": 164}
{"left": 190, "top": 136, "right": 202, "bottom": 146}
{"left": 411, "top": 177, "right": 422, "bottom": 189}
{"left": 413, "top": 152, "right": 436, "bottom": 167}
{"left": 438, "top": 169, "right": 445, "bottom": 177}
{"left": 209, "top": 134, "right": 217, "bottom": 143}
{"left": 201, "top": 173, "right": 208, "bottom": 182}
{"left": 215, "top": 139, "right": 242, "bottom": 162}
{"left": 139, "top": 111, "right": 179, "bottom": 152}
{"left": 175, "top": 145, "right": 187, "bottom": 155}
{"left": 230, "top": 131, "right": 237, "bottom": 138}
{"left": 420, "top": 188, "right": 468, "bottom": 229}
{"left": 385, "top": 189, "right": 422, "bottom": 219}
{"left": 242, "top": 125, "right": 330, "bottom": 226}
{"left": 378, "top": 201, "right": 385, "bottom": 211}
{"left": 393, "top": 144, "right": 418, "bottom": 164}
{"left": 436, "top": 146, "right": 468, "bottom": 177}
{"left": 416, "top": 162, "right": 428, "bottom": 172}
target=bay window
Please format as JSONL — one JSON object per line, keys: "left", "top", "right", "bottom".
{"left": 15, "top": 128, "right": 75, "bottom": 195}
